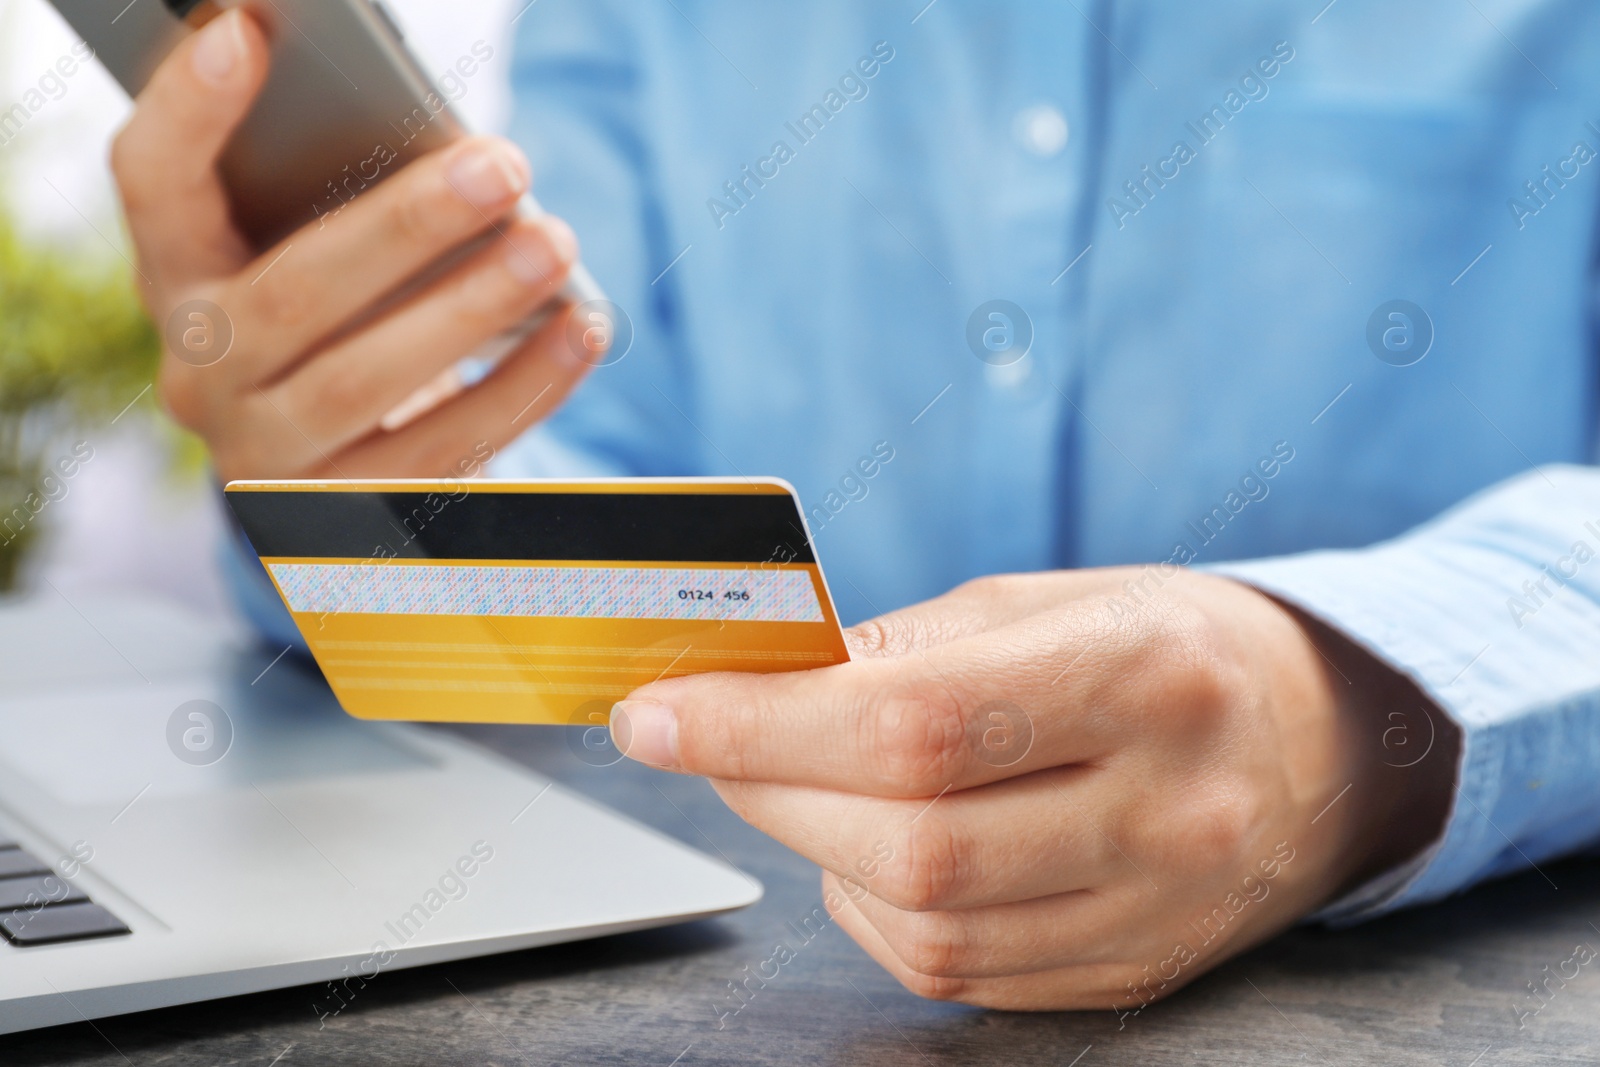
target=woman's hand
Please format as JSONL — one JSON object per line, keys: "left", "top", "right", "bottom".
{"left": 112, "top": 9, "right": 594, "bottom": 480}
{"left": 610, "top": 567, "right": 1458, "bottom": 1010}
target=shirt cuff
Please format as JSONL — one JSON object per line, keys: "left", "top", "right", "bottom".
{"left": 1207, "top": 470, "right": 1600, "bottom": 921}
{"left": 1205, "top": 547, "right": 1492, "bottom": 922}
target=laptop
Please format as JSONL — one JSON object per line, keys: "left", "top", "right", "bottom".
{"left": 0, "top": 593, "right": 760, "bottom": 1035}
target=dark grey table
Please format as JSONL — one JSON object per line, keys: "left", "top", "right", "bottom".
{"left": 6, "top": 720, "right": 1596, "bottom": 1066}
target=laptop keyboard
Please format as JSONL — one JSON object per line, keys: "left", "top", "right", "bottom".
{"left": 0, "top": 832, "right": 130, "bottom": 947}
{"left": 0, "top": 876, "right": 88, "bottom": 909}
{"left": 0, "top": 849, "right": 50, "bottom": 879}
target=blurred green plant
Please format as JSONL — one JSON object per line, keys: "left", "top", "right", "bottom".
{"left": 0, "top": 211, "right": 162, "bottom": 590}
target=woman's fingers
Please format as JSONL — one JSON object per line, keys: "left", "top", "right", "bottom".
{"left": 844, "top": 571, "right": 1121, "bottom": 658}
{"left": 712, "top": 765, "right": 1125, "bottom": 912}
{"left": 260, "top": 214, "right": 575, "bottom": 458}
{"left": 330, "top": 301, "right": 592, "bottom": 477}
{"left": 824, "top": 872, "right": 1138, "bottom": 1010}
{"left": 617, "top": 598, "right": 1205, "bottom": 795}
{"left": 112, "top": 9, "right": 268, "bottom": 284}
{"left": 221, "top": 136, "right": 536, "bottom": 386}
{"left": 108, "top": 5, "right": 598, "bottom": 488}
{"left": 836, "top": 876, "right": 1134, "bottom": 979}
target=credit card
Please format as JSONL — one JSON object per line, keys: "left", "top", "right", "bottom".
{"left": 223, "top": 479, "right": 850, "bottom": 726}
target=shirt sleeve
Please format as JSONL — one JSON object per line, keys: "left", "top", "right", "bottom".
{"left": 1207, "top": 463, "right": 1600, "bottom": 922}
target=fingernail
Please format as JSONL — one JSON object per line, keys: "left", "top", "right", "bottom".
{"left": 504, "top": 223, "right": 566, "bottom": 285}
{"left": 191, "top": 10, "right": 245, "bottom": 86}
{"left": 447, "top": 141, "right": 529, "bottom": 209}
{"left": 610, "top": 701, "right": 678, "bottom": 768}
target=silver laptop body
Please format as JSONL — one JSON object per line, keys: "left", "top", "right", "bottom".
{"left": 0, "top": 594, "right": 759, "bottom": 1035}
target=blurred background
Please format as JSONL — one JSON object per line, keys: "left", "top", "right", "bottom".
{"left": 0, "top": 0, "right": 517, "bottom": 629}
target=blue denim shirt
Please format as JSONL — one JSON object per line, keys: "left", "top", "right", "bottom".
{"left": 231, "top": 0, "right": 1600, "bottom": 920}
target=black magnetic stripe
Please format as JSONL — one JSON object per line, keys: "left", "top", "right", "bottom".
{"left": 224, "top": 491, "right": 815, "bottom": 564}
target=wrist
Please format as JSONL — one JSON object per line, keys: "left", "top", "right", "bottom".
{"left": 1285, "top": 601, "right": 1461, "bottom": 901}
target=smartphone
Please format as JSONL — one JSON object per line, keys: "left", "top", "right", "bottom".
{"left": 48, "top": 0, "right": 604, "bottom": 367}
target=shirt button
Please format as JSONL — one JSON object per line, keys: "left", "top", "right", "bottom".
{"left": 1014, "top": 104, "right": 1069, "bottom": 158}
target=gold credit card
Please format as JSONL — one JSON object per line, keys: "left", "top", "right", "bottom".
{"left": 223, "top": 478, "right": 850, "bottom": 726}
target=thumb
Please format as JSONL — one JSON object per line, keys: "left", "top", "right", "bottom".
{"left": 111, "top": 8, "right": 269, "bottom": 285}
